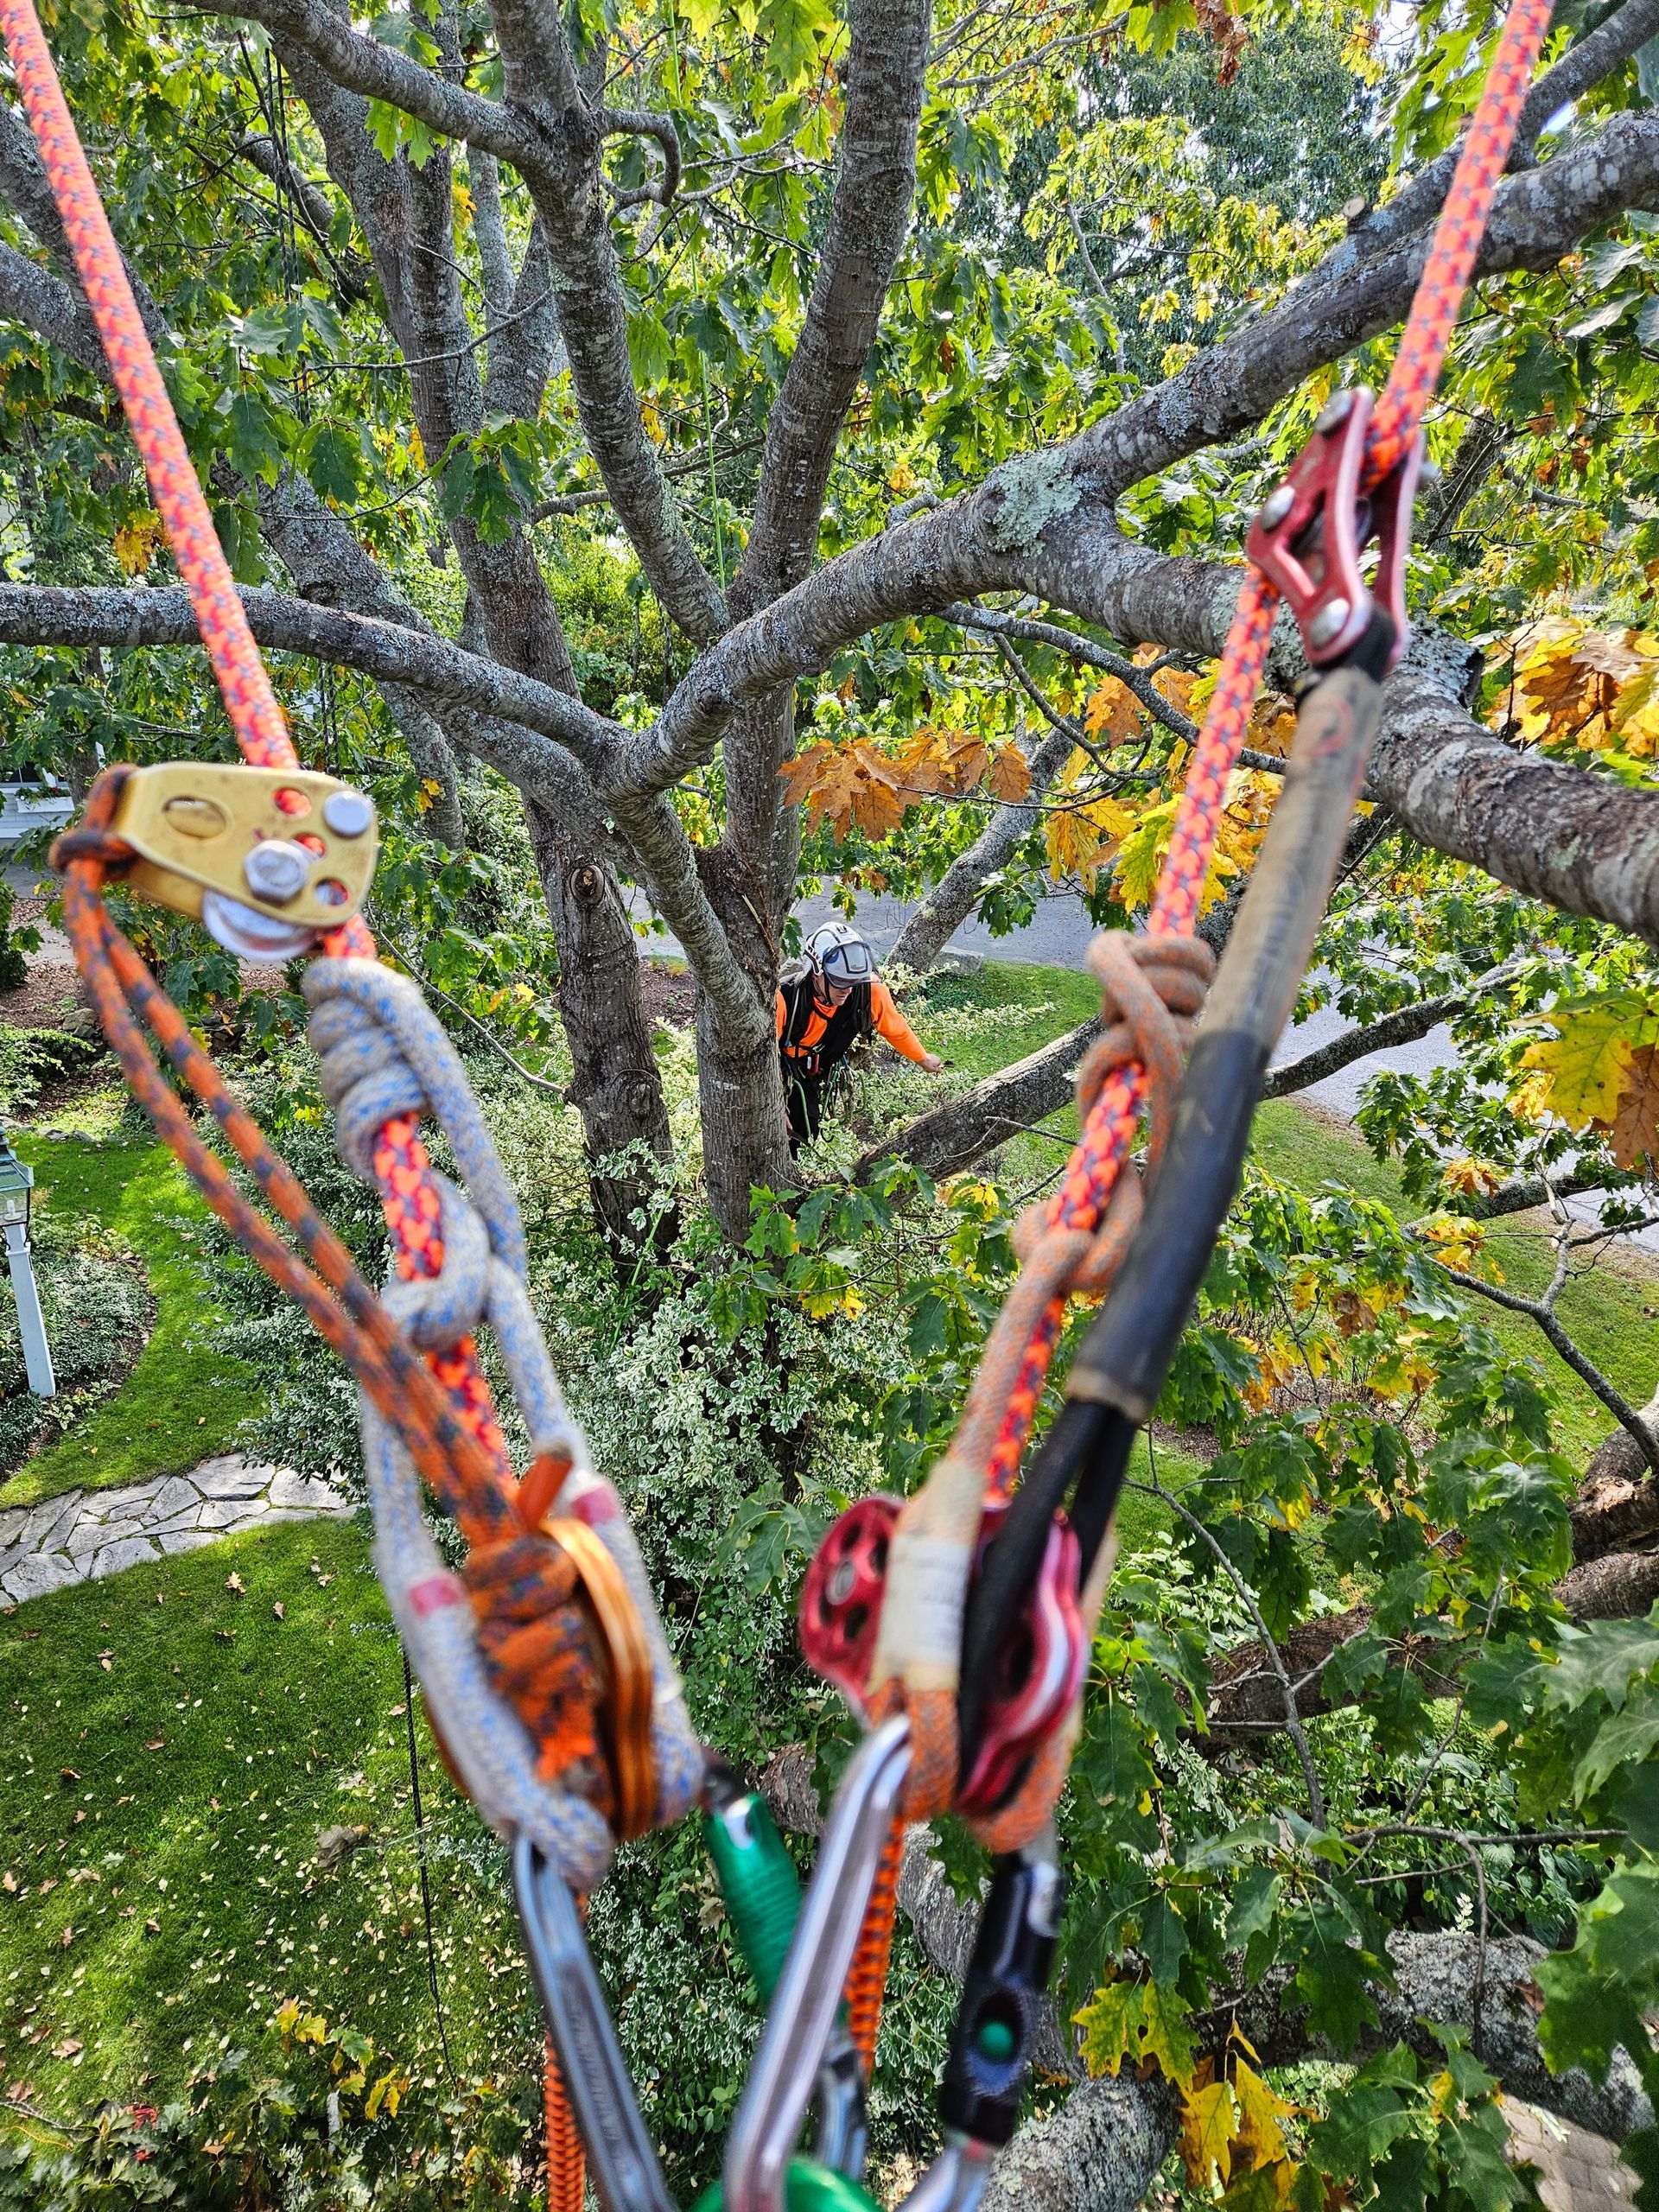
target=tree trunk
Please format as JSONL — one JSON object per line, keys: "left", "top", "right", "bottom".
{"left": 381, "top": 683, "right": 465, "bottom": 852}
{"left": 524, "top": 798, "right": 676, "bottom": 1252}
{"left": 1558, "top": 1548, "right": 1659, "bottom": 1620}
{"left": 1570, "top": 1389, "right": 1659, "bottom": 1561}
{"left": 686, "top": 693, "right": 799, "bottom": 1236}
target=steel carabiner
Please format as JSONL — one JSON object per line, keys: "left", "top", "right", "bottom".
{"left": 513, "top": 1833, "right": 678, "bottom": 2212}
{"left": 717, "top": 1716, "right": 912, "bottom": 2212}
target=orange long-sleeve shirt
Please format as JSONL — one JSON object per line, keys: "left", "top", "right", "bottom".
{"left": 775, "top": 977, "right": 931, "bottom": 1066}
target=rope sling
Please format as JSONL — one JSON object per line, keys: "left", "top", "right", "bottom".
{"left": 0, "top": 0, "right": 1553, "bottom": 2202}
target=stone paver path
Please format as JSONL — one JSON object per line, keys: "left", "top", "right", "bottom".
{"left": 1504, "top": 2101, "right": 1639, "bottom": 2212}
{"left": 0, "top": 1452, "right": 352, "bottom": 1605}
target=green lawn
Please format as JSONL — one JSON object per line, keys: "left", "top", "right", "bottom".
{"left": 2, "top": 1119, "right": 257, "bottom": 1510}
{"left": 0, "top": 1514, "right": 529, "bottom": 2112}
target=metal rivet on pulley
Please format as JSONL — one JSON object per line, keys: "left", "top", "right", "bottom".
{"left": 1315, "top": 390, "right": 1356, "bottom": 435}
{"left": 1258, "top": 484, "right": 1294, "bottom": 530}
{"left": 1307, "top": 598, "right": 1351, "bottom": 651}
{"left": 321, "top": 789, "right": 375, "bottom": 839}
{"left": 243, "top": 839, "right": 314, "bottom": 903}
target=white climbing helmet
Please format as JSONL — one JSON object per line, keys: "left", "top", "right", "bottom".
{"left": 807, "top": 920, "right": 875, "bottom": 988}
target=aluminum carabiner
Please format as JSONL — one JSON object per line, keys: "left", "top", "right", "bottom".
{"left": 512, "top": 1833, "right": 678, "bottom": 2212}
{"left": 720, "top": 1716, "right": 912, "bottom": 2212}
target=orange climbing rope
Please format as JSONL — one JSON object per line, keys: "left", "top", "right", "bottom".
{"left": 840, "top": 0, "right": 1556, "bottom": 2052}
{"left": 977, "top": 0, "right": 1554, "bottom": 1508}
{"left": 544, "top": 2036, "right": 587, "bottom": 2212}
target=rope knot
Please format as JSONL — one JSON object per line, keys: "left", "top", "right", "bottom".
{"left": 1009, "top": 931, "right": 1213, "bottom": 1302}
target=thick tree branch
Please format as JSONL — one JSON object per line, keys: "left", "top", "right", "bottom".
{"left": 1569, "top": 1393, "right": 1659, "bottom": 1562}
{"left": 1333, "top": 0, "right": 1659, "bottom": 270}
{"left": 1462, "top": 1167, "right": 1615, "bottom": 1220}
{"left": 474, "top": 4, "right": 724, "bottom": 642}
{"left": 1046, "top": 111, "right": 1659, "bottom": 506}
{"left": 204, "top": 0, "right": 534, "bottom": 168}
{"left": 1368, "top": 664, "right": 1659, "bottom": 952}
{"left": 0, "top": 580, "right": 620, "bottom": 775}
{"left": 1558, "top": 1548, "right": 1659, "bottom": 1619}
{"left": 1264, "top": 960, "right": 1521, "bottom": 1099}
{"left": 0, "top": 100, "right": 169, "bottom": 342}
{"left": 855, "top": 1014, "right": 1100, "bottom": 1184}
{"left": 481, "top": 216, "right": 565, "bottom": 420}
{"left": 737, "top": 0, "right": 931, "bottom": 607}
{"left": 633, "top": 110, "right": 1659, "bottom": 801}
{"left": 0, "top": 238, "right": 105, "bottom": 373}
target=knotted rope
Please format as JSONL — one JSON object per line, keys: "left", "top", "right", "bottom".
{"left": 866, "top": 930, "right": 1214, "bottom": 1842}
{"left": 57, "top": 792, "right": 704, "bottom": 1886}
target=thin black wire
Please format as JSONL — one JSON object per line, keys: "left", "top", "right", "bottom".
{"left": 404, "top": 1647, "right": 460, "bottom": 2087}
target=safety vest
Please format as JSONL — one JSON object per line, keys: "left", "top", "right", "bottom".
{"left": 778, "top": 966, "right": 874, "bottom": 1078}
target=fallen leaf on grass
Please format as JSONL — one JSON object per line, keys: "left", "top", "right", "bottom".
{"left": 226, "top": 1573, "right": 245, "bottom": 1595}
{"left": 60, "top": 1927, "right": 74, "bottom": 1948}
{"left": 96, "top": 1650, "right": 113, "bottom": 1671}
{"left": 272, "top": 1602, "right": 284, "bottom": 1621}
{"left": 2, "top": 1870, "right": 16, "bottom": 1893}
{"left": 144, "top": 1740, "right": 164, "bottom": 1752}
{"left": 143, "top": 1916, "right": 159, "bottom": 1935}
{"left": 51, "top": 2040, "right": 81, "bottom": 2060}
{"left": 59, "top": 1769, "right": 79, "bottom": 1786}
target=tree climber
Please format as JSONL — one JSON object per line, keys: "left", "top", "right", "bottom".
{"left": 776, "top": 921, "right": 943, "bottom": 1151}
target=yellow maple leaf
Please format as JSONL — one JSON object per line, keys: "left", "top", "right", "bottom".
{"left": 112, "top": 513, "right": 163, "bottom": 575}
{"left": 1441, "top": 1157, "right": 1503, "bottom": 1197}
{"left": 1179, "top": 2074, "right": 1238, "bottom": 2189}
{"left": 1156, "top": 667, "right": 1204, "bottom": 719}
{"left": 1048, "top": 794, "right": 1140, "bottom": 891}
{"left": 1231, "top": 2056, "right": 1298, "bottom": 2172}
{"left": 1515, "top": 995, "right": 1656, "bottom": 1131}
{"left": 887, "top": 458, "right": 919, "bottom": 496}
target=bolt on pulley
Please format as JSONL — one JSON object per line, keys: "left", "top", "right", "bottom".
{"left": 106, "top": 763, "right": 379, "bottom": 958}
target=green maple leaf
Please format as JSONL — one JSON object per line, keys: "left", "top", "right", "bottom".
{"left": 1544, "top": 1610, "right": 1659, "bottom": 1714}
{"left": 759, "top": 0, "right": 833, "bottom": 90}
{"left": 1573, "top": 1679, "right": 1659, "bottom": 1798}
{"left": 300, "top": 423, "right": 363, "bottom": 506}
